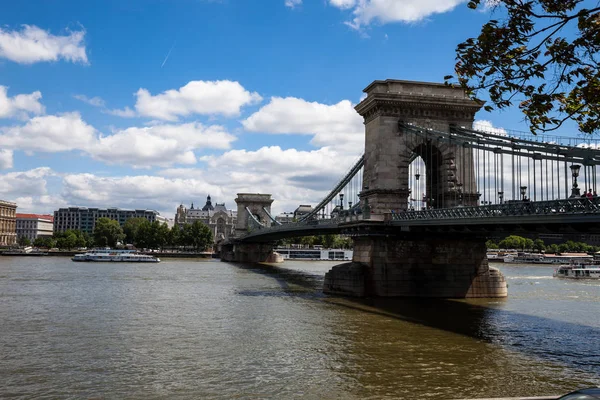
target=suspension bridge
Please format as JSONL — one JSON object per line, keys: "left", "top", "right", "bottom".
{"left": 221, "top": 79, "right": 600, "bottom": 299}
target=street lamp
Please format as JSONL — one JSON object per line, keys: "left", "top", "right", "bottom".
{"left": 570, "top": 164, "right": 581, "bottom": 198}
{"left": 520, "top": 186, "right": 527, "bottom": 201}
{"left": 339, "top": 193, "right": 344, "bottom": 210}
{"left": 498, "top": 191, "right": 504, "bottom": 204}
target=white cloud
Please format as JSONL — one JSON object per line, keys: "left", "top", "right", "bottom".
{"left": 0, "top": 86, "right": 45, "bottom": 119}
{"left": 474, "top": 119, "right": 508, "bottom": 136}
{"left": 103, "top": 107, "right": 136, "bottom": 118}
{"left": 331, "top": 0, "right": 466, "bottom": 28}
{"left": 0, "top": 112, "right": 96, "bottom": 152}
{"left": 285, "top": 0, "right": 302, "bottom": 8}
{"left": 329, "top": 0, "right": 356, "bottom": 9}
{"left": 0, "top": 112, "right": 236, "bottom": 168}
{"left": 0, "top": 149, "right": 13, "bottom": 169}
{"left": 0, "top": 167, "right": 53, "bottom": 200}
{"left": 0, "top": 25, "right": 88, "bottom": 64}
{"left": 91, "top": 123, "right": 236, "bottom": 168}
{"left": 12, "top": 195, "right": 68, "bottom": 214}
{"left": 134, "top": 80, "right": 263, "bottom": 121}
{"left": 242, "top": 97, "right": 364, "bottom": 152}
{"left": 61, "top": 173, "right": 224, "bottom": 214}
{"left": 73, "top": 94, "right": 105, "bottom": 107}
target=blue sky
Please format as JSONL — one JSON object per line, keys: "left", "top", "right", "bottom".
{"left": 0, "top": 0, "right": 580, "bottom": 217}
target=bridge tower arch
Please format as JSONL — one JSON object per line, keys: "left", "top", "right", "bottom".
{"left": 355, "top": 80, "right": 482, "bottom": 213}
{"left": 234, "top": 193, "right": 274, "bottom": 236}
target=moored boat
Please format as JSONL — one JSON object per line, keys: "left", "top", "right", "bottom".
{"left": 72, "top": 249, "right": 160, "bottom": 263}
{"left": 553, "top": 263, "right": 600, "bottom": 279}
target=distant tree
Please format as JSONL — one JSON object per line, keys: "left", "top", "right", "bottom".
{"left": 322, "top": 234, "right": 337, "bottom": 249}
{"left": 448, "top": 0, "right": 600, "bottom": 134}
{"left": 486, "top": 239, "right": 499, "bottom": 249}
{"left": 18, "top": 236, "right": 31, "bottom": 247}
{"left": 533, "top": 239, "right": 546, "bottom": 253}
{"left": 122, "top": 217, "right": 148, "bottom": 245}
{"left": 189, "top": 220, "right": 213, "bottom": 251}
{"left": 56, "top": 231, "right": 77, "bottom": 249}
{"left": 299, "top": 236, "right": 315, "bottom": 247}
{"left": 93, "top": 218, "right": 125, "bottom": 248}
{"left": 135, "top": 220, "right": 152, "bottom": 249}
{"left": 153, "top": 221, "right": 170, "bottom": 250}
{"left": 168, "top": 225, "right": 181, "bottom": 248}
{"left": 499, "top": 235, "right": 527, "bottom": 250}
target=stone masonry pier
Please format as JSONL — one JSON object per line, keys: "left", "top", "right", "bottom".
{"left": 324, "top": 235, "right": 507, "bottom": 298}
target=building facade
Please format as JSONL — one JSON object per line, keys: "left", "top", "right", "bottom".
{"left": 175, "top": 195, "right": 237, "bottom": 242}
{"left": 53, "top": 207, "right": 162, "bottom": 235}
{"left": 0, "top": 200, "right": 17, "bottom": 246}
{"left": 16, "top": 214, "right": 54, "bottom": 242}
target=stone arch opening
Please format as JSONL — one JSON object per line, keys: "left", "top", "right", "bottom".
{"left": 409, "top": 140, "right": 444, "bottom": 209}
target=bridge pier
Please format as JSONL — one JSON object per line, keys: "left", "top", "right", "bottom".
{"left": 324, "top": 235, "right": 506, "bottom": 298}
{"left": 220, "top": 242, "right": 281, "bottom": 263}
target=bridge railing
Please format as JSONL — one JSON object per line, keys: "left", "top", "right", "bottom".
{"left": 391, "top": 197, "right": 600, "bottom": 221}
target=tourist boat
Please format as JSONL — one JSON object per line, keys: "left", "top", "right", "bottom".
{"left": 72, "top": 249, "right": 160, "bottom": 263}
{"left": 274, "top": 247, "right": 353, "bottom": 261}
{"left": 503, "top": 252, "right": 553, "bottom": 264}
{"left": 553, "top": 263, "right": 600, "bottom": 279}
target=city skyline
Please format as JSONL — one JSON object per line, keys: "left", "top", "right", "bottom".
{"left": 0, "top": 0, "right": 585, "bottom": 217}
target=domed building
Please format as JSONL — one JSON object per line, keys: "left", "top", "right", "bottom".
{"left": 175, "top": 195, "right": 237, "bottom": 242}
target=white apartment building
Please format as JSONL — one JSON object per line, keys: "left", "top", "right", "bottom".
{"left": 16, "top": 214, "right": 54, "bottom": 242}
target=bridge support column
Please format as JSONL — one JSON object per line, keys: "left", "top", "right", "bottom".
{"left": 220, "top": 242, "right": 280, "bottom": 263}
{"left": 324, "top": 236, "right": 506, "bottom": 298}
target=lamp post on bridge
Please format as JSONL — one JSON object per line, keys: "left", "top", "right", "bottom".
{"left": 520, "top": 186, "right": 528, "bottom": 201}
{"left": 569, "top": 164, "right": 581, "bottom": 198}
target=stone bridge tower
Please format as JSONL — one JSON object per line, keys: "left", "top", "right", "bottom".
{"left": 233, "top": 193, "right": 274, "bottom": 237}
{"left": 355, "top": 80, "right": 482, "bottom": 213}
{"left": 323, "top": 80, "right": 506, "bottom": 299}
{"left": 220, "top": 193, "right": 277, "bottom": 263}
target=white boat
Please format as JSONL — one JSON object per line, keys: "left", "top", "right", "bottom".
{"left": 274, "top": 247, "right": 353, "bottom": 261}
{"left": 72, "top": 249, "right": 160, "bottom": 263}
{"left": 553, "top": 263, "right": 600, "bottom": 279}
{"left": 503, "top": 252, "right": 553, "bottom": 264}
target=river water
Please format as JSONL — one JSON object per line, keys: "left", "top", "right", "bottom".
{"left": 0, "top": 257, "right": 599, "bottom": 399}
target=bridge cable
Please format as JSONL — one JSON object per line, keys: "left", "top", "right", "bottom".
{"left": 262, "top": 207, "right": 282, "bottom": 226}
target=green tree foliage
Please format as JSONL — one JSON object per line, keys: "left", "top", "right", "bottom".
{"left": 188, "top": 220, "right": 213, "bottom": 251}
{"left": 93, "top": 218, "right": 125, "bottom": 248}
{"left": 34, "top": 237, "right": 55, "bottom": 248}
{"left": 122, "top": 217, "right": 148, "bottom": 245}
{"left": 491, "top": 235, "right": 600, "bottom": 253}
{"left": 447, "top": 0, "right": 600, "bottom": 134}
{"left": 53, "top": 229, "right": 89, "bottom": 249}
{"left": 486, "top": 239, "right": 499, "bottom": 249}
{"left": 533, "top": 239, "right": 546, "bottom": 252}
{"left": 499, "top": 235, "right": 524, "bottom": 250}
{"left": 18, "top": 236, "right": 31, "bottom": 246}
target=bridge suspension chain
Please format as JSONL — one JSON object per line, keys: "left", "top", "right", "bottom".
{"left": 400, "top": 122, "right": 600, "bottom": 205}
{"left": 300, "top": 154, "right": 364, "bottom": 221}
